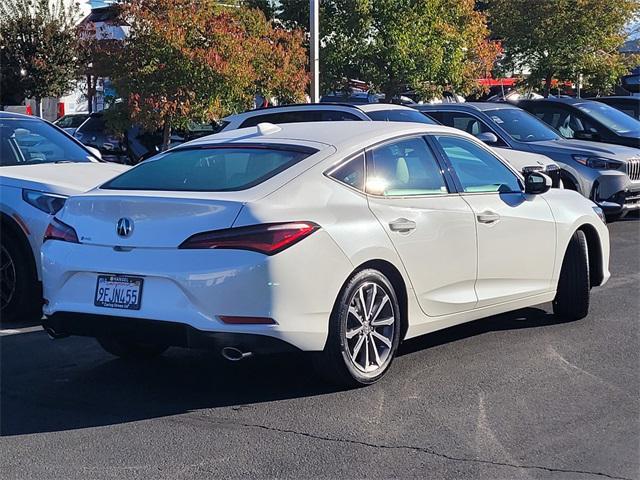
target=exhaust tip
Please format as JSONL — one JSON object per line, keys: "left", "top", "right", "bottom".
{"left": 43, "top": 325, "right": 68, "bottom": 339}
{"left": 221, "top": 347, "right": 252, "bottom": 362}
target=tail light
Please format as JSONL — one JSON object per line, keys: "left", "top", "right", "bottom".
{"left": 43, "top": 217, "right": 79, "bottom": 244}
{"left": 179, "top": 222, "right": 320, "bottom": 255}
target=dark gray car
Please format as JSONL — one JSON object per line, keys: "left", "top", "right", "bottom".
{"left": 416, "top": 103, "right": 640, "bottom": 217}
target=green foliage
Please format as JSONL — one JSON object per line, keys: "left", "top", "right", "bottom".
{"left": 0, "top": 0, "right": 80, "bottom": 105}
{"left": 489, "top": 0, "right": 640, "bottom": 95}
{"left": 275, "top": 0, "right": 499, "bottom": 100}
{"left": 109, "top": 0, "right": 308, "bottom": 148}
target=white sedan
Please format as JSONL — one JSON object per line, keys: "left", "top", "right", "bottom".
{"left": 41, "top": 122, "right": 609, "bottom": 386}
{"left": 0, "top": 112, "right": 128, "bottom": 322}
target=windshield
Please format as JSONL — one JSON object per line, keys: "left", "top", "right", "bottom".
{"left": 366, "top": 109, "right": 438, "bottom": 124}
{"left": 575, "top": 102, "right": 640, "bottom": 134}
{"left": 102, "top": 146, "right": 314, "bottom": 191}
{"left": 0, "top": 118, "right": 95, "bottom": 166}
{"left": 485, "top": 108, "right": 560, "bottom": 142}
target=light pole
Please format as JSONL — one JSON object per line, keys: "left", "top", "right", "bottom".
{"left": 310, "top": 0, "right": 319, "bottom": 103}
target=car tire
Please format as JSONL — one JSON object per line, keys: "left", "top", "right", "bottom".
{"left": 553, "top": 230, "right": 590, "bottom": 320}
{"left": 0, "top": 231, "right": 41, "bottom": 323}
{"left": 97, "top": 336, "right": 169, "bottom": 359}
{"left": 313, "top": 269, "right": 401, "bottom": 387}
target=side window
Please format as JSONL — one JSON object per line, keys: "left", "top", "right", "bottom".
{"left": 366, "top": 137, "right": 448, "bottom": 196}
{"left": 439, "top": 112, "right": 506, "bottom": 146}
{"left": 328, "top": 153, "right": 365, "bottom": 191}
{"left": 435, "top": 135, "right": 521, "bottom": 194}
{"left": 320, "top": 110, "right": 361, "bottom": 121}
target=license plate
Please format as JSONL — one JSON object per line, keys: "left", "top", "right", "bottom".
{"left": 94, "top": 275, "right": 143, "bottom": 310}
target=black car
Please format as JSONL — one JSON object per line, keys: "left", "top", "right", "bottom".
{"left": 73, "top": 112, "right": 127, "bottom": 163}
{"left": 74, "top": 112, "right": 223, "bottom": 164}
{"left": 588, "top": 96, "right": 640, "bottom": 121}
{"left": 517, "top": 98, "right": 640, "bottom": 149}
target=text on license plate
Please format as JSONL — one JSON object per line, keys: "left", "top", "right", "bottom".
{"left": 94, "top": 275, "right": 143, "bottom": 310}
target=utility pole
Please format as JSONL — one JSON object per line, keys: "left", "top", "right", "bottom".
{"left": 310, "top": 0, "right": 319, "bottom": 103}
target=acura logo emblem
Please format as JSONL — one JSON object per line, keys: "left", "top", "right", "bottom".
{"left": 116, "top": 217, "right": 134, "bottom": 238}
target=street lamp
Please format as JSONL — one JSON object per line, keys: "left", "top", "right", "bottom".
{"left": 310, "top": 0, "right": 319, "bottom": 103}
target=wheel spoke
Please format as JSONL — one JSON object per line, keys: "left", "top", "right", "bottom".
{"left": 370, "top": 334, "right": 382, "bottom": 366}
{"left": 372, "top": 330, "right": 392, "bottom": 348}
{"left": 346, "top": 326, "right": 363, "bottom": 339}
{"left": 368, "top": 283, "right": 377, "bottom": 320}
{"left": 348, "top": 306, "right": 364, "bottom": 325}
{"left": 358, "top": 287, "right": 368, "bottom": 319}
{"left": 351, "top": 334, "right": 365, "bottom": 363}
{"left": 364, "top": 335, "right": 370, "bottom": 369}
{"left": 370, "top": 295, "right": 389, "bottom": 322}
{"left": 371, "top": 316, "right": 394, "bottom": 327}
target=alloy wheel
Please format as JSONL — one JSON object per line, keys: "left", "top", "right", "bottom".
{"left": 0, "top": 244, "right": 16, "bottom": 310}
{"left": 345, "top": 281, "right": 396, "bottom": 373}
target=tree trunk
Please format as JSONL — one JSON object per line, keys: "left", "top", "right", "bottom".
{"left": 543, "top": 72, "right": 553, "bottom": 98}
{"left": 161, "top": 118, "right": 172, "bottom": 151}
{"left": 34, "top": 97, "right": 42, "bottom": 117}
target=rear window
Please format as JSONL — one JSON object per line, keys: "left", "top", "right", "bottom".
{"left": 77, "top": 115, "right": 104, "bottom": 132}
{"left": 102, "top": 146, "right": 315, "bottom": 191}
{"left": 366, "top": 109, "right": 438, "bottom": 124}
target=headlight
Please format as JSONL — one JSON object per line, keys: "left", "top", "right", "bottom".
{"left": 573, "top": 155, "right": 622, "bottom": 170}
{"left": 592, "top": 206, "right": 606, "bottom": 223}
{"left": 22, "top": 190, "right": 67, "bottom": 214}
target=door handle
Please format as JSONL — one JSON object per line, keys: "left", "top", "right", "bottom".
{"left": 389, "top": 218, "right": 417, "bottom": 233}
{"left": 477, "top": 211, "right": 501, "bottom": 224}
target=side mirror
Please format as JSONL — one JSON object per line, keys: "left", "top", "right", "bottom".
{"left": 524, "top": 171, "right": 552, "bottom": 195}
{"left": 85, "top": 146, "right": 102, "bottom": 160}
{"left": 476, "top": 132, "right": 499, "bottom": 145}
{"left": 574, "top": 130, "right": 599, "bottom": 141}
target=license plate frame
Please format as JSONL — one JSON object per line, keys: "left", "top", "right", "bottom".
{"left": 94, "top": 275, "right": 144, "bottom": 310}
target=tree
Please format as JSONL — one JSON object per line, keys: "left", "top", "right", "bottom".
{"left": 109, "top": 0, "right": 308, "bottom": 151}
{"left": 489, "top": 0, "right": 640, "bottom": 97}
{"left": 0, "top": 0, "right": 80, "bottom": 115}
{"left": 275, "top": 0, "right": 500, "bottom": 100}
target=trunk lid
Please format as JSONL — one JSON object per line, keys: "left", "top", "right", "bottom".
{"left": 60, "top": 193, "right": 244, "bottom": 248}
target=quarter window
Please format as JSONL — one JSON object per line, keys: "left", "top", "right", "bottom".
{"left": 328, "top": 153, "right": 365, "bottom": 191}
{"left": 435, "top": 136, "right": 521, "bottom": 193}
{"left": 366, "top": 137, "right": 448, "bottom": 196}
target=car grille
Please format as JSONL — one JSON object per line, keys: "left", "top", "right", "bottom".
{"left": 628, "top": 158, "right": 640, "bottom": 181}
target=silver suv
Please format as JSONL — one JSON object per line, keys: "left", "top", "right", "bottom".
{"left": 219, "top": 103, "right": 438, "bottom": 131}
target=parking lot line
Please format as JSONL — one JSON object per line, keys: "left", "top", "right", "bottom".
{"left": 0, "top": 326, "right": 43, "bottom": 336}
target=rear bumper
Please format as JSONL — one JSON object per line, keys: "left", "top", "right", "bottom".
{"left": 43, "top": 312, "right": 300, "bottom": 354}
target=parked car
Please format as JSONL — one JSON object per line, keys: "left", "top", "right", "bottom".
{"left": 0, "top": 112, "right": 129, "bottom": 322}
{"left": 74, "top": 112, "right": 223, "bottom": 164}
{"left": 416, "top": 103, "right": 640, "bottom": 218}
{"left": 41, "top": 122, "right": 609, "bottom": 386}
{"left": 53, "top": 113, "right": 90, "bottom": 136}
{"left": 588, "top": 96, "right": 640, "bottom": 121}
{"left": 218, "top": 103, "right": 439, "bottom": 132}
{"left": 220, "top": 103, "right": 559, "bottom": 178}
{"left": 73, "top": 112, "right": 127, "bottom": 163}
{"left": 517, "top": 98, "right": 640, "bottom": 149}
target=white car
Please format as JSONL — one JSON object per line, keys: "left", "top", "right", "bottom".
{"left": 41, "top": 122, "right": 609, "bottom": 386}
{"left": 0, "top": 112, "right": 129, "bottom": 321}
{"left": 220, "top": 103, "right": 562, "bottom": 184}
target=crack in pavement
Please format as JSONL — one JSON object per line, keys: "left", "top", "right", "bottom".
{"left": 235, "top": 421, "right": 633, "bottom": 480}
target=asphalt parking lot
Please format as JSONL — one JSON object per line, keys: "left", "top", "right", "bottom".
{"left": 1, "top": 216, "right": 638, "bottom": 480}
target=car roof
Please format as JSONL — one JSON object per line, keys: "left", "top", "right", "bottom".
{"left": 518, "top": 97, "right": 602, "bottom": 107}
{"left": 415, "top": 102, "right": 519, "bottom": 112}
{"left": 588, "top": 96, "right": 640, "bottom": 102}
{"left": 357, "top": 103, "right": 417, "bottom": 112}
{"left": 0, "top": 112, "right": 42, "bottom": 120}
{"left": 185, "top": 121, "right": 459, "bottom": 152}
